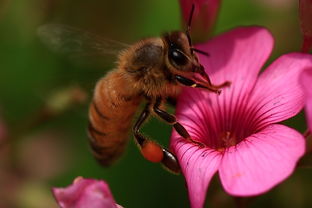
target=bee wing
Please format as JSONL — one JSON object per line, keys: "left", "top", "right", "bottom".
{"left": 38, "top": 24, "right": 130, "bottom": 66}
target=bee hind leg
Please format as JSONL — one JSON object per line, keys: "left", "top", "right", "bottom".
{"left": 133, "top": 102, "right": 180, "bottom": 174}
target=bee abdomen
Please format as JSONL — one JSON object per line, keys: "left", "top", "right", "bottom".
{"left": 87, "top": 76, "right": 141, "bottom": 166}
{"left": 88, "top": 102, "right": 129, "bottom": 166}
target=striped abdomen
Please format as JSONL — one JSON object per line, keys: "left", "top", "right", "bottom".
{"left": 88, "top": 71, "right": 141, "bottom": 166}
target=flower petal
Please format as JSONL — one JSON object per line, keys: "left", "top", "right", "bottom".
{"left": 171, "top": 136, "right": 222, "bottom": 208}
{"left": 196, "top": 26, "right": 273, "bottom": 95}
{"left": 248, "top": 53, "right": 312, "bottom": 129}
{"left": 219, "top": 124, "right": 305, "bottom": 196}
{"left": 174, "top": 88, "right": 214, "bottom": 144}
{"left": 300, "top": 68, "right": 312, "bottom": 132}
{"left": 52, "top": 177, "right": 118, "bottom": 208}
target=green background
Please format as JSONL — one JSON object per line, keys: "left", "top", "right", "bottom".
{"left": 0, "top": 0, "right": 311, "bottom": 207}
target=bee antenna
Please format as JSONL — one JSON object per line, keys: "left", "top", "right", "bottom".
{"left": 186, "top": 4, "right": 195, "bottom": 46}
{"left": 191, "top": 48, "right": 210, "bottom": 57}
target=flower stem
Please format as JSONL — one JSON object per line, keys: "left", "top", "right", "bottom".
{"left": 303, "top": 129, "right": 311, "bottom": 139}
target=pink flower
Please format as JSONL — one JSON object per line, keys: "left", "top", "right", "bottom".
{"left": 179, "top": 0, "right": 221, "bottom": 40}
{"left": 300, "top": 68, "right": 312, "bottom": 132}
{"left": 52, "top": 177, "right": 122, "bottom": 208}
{"left": 170, "top": 27, "right": 312, "bottom": 208}
{"left": 299, "top": 0, "right": 312, "bottom": 52}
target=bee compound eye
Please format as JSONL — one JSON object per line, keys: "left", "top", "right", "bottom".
{"left": 169, "top": 48, "right": 188, "bottom": 66}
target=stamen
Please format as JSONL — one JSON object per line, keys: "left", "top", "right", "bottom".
{"left": 220, "top": 131, "right": 239, "bottom": 148}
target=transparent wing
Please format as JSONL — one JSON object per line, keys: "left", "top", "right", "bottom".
{"left": 37, "top": 24, "right": 130, "bottom": 66}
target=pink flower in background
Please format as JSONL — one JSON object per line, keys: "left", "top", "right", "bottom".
{"left": 52, "top": 177, "right": 122, "bottom": 208}
{"left": 299, "top": 0, "right": 312, "bottom": 52}
{"left": 300, "top": 68, "right": 312, "bottom": 132}
{"left": 179, "top": 0, "right": 221, "bottom": 39}
{"left": 170, "top": 27, "right": 312, "bottom": 208}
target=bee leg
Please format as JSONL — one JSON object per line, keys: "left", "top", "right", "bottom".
{"left": 133, "top": 102, "right": 180, "bottom": 174}
{"left": 153, "top": 97, "right": 205, "bottom": 148}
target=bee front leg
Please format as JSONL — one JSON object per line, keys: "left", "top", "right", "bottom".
{"left": 153, "top": 97, "right": 205, "bottom": 147}
{"left": 133, "top": 102, "right": 180, "bottom": 174}
{"left": 175, "top": 75, "right": 230, "bottom": 94}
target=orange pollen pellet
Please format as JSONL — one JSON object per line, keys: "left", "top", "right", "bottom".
{"left": 141, "top": 141, "right": 164, "bottom": 163}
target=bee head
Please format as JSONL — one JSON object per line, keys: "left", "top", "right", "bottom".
{"left": 162, "top": 31, "right": 207, "bottom": 75}
{"left": 162, "top": 3, "right": 211, "bottom": 80}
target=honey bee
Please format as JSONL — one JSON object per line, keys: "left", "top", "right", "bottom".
{"left": 38, "top": 5, "right": 230, "bottom": 174}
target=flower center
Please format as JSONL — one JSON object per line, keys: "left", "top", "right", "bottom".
{"left": 220, "top": 131, "right": 238, "bottom": 148}
{"left": 199, "top": 101, "right": 261, "bottom": 150}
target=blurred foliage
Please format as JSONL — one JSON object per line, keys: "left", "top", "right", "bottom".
{"left": 0, "top": 0, "right": 311, "bottom": 208}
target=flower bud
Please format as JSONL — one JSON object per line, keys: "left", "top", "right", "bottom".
{"left": 52, "top": 177, "right": 121, "bottom": 208}
{"left": 299, "top": 0, "right": 312, "bottom": 52}
{"left": 179, "top": 0, "right": 221, "bottom": 42}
